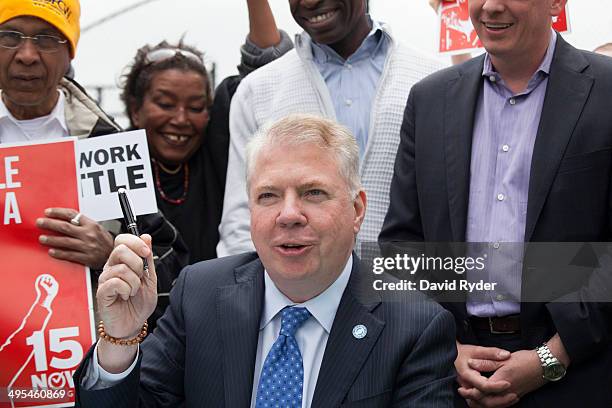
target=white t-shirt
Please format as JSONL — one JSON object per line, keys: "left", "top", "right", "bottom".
{"left": 0, "top": 91, "right": 69, "bottom": 143}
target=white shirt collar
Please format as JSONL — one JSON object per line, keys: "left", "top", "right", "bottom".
{"left": 260, "top": 254, "right": 353, "bottom": 334}
{"left": 0, "top": 90, "right": 69, "bottom": 136}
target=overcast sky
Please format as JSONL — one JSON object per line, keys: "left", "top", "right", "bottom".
{"left": 73, "top": 0, "right": 612, "bottom": 123}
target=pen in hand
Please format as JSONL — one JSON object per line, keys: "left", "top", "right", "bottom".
{"left": 117, "top": 188, "right": 150, "bottom": 278}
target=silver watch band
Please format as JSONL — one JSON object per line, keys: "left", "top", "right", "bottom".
{"left": 536, "top": 343, "right": 559, "bottom": 366}
{"left": 536, "top": 343, "right": 558, "bottom": 366}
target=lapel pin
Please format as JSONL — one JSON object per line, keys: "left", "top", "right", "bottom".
{"left": 352, "top": 324, "right": 367, "bottom": 339}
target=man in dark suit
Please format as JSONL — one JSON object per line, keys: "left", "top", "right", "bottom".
{"left": 379, "top": 0, "right": 612, "bottom": 406}
{"left": 74, "top": 114, "right": 457, "bottom": 407}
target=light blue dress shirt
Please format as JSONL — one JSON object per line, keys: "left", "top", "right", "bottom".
{"left": 309, "top": 19, "right": 390, "bottom": 158}
{"left": 250, "top": 255, "right": 352, "bottom": 408}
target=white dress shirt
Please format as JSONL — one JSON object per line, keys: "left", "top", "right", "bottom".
{"left": 0, "top": 91, "right": 68, "bottom": 143}
{"left": 85, "top": 255, "right": 353, "bottom": 408}
{"left": 250, "top": 255, "right": 352, "bottom": 408}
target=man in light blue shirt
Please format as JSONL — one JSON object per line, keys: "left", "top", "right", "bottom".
{"left": 218, "top": 0, "right": 445, "bottom": 256}
{"left": 74, "top": 114, "right": 457, "bottom": 407}
{"left": 309, "top": 18, "right": 389, "bottom": 158}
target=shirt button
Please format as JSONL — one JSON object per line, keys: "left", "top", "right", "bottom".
{"left": 345, "top": 99, "right": 352, "bottom": 106}
{"left": 496, "top": 294, "right": 506, "bottom": 301}
{"left": 489, "top": 75, "right": 497, "bottom": 82}
{"left": 502, "top": 144, "right": 510, "bottom": 152}
{"left": 497, "top": 193, "right": 505, "bottom": 201}
{"left": 346, "top": 63, "right": 352, "bottom": 70}
{"left": 492, "top": 242, "right": 501, "bottom": 249}
{"left": 509, "top": 98, "right": 516, "bottom": 105}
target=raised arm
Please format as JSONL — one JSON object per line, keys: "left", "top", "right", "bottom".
{"left": 238, "top": 0, "right": 294, "bottom": 77}
{"left": 246, "top": 0, "right": 281, "bottom": 47}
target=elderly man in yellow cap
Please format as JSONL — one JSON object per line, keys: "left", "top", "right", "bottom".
{"left": 0, "top": 1, "right": 187, "bottom": 275}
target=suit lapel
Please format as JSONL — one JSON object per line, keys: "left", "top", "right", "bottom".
{"left": 311, "top": 257, "right": 384, "bottom": 407}
{"left": 217, "top": 258, "right": 264, "bottom": 407}
{"left": 525, "top": 36, "right": 593, "bottom": 241}
{"left": 444, "top": 57, "right": 484, "bottom": 241}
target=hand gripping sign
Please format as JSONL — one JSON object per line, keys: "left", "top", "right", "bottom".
{"left": 0, "top": 139, "right": 91, "bottom": 407}
{"left": 0, "top": 132, "right": 155, "bottom": 407}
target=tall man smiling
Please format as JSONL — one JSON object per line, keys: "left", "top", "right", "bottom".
{"left": 380, "top": 0, "right": 612, "bottom": 406}
{"left": 217, "top": 0, "right": 445, "bottom": 256}
{"left": 74, "top": 115, "right": 457, "bottom": 407}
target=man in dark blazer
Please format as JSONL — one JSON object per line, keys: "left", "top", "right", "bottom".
{"left": 379, "top": 0, "right": 612, "bottom": 406}
{"left": 74, "top": 114, "right": 457, "bottom": 407}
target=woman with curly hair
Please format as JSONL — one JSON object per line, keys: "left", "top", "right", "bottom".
{"left": 120, "top": 0, "right": 292, "bottom": 265}
{"left": 120, "top": 0, "right": 292, "bottom": 328}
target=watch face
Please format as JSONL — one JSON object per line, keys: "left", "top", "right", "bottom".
{"left": 545, "top": 363, "right": 566, "bottom": 381}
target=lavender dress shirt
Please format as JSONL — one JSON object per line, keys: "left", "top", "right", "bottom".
{"left": 466, "top": 32, "right": 558, "bottom": 317}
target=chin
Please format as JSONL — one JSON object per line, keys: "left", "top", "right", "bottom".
{"left": 271, "top": 260, "right": 318, "bottom": 280}
{"left": 158, "top": 151, "right": 191, "bottom": 166}
{"left": 306, "top": 28, "right": 342, "bottom": 46}
{"left": 5, "top": 93, "right": 41, "bottom": 107}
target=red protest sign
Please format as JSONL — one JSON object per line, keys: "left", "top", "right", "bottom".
{"left": 552, "top": 7, "right": 570, "bottom": 32}
{"left": 439, "top": 0, "right": 481, "bottom": 54}
{"left": 439, "top": 1, "right": 571, "bottom": 54}
{"left": 0, "top": 139, "right": 94, "bottom": 407}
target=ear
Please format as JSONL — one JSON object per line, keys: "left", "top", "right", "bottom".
{"left": 352, "top": 190, "right": 367, "bottom": 235}
{"left": 129, "top": 105, "right": 141, "bottom": 128}
{"left": 550, "top": 0, "right": 567, "bottom": 16}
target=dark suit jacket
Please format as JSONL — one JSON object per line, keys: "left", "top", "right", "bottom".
{"left": 379, "top": 35, "right": 612, "bottom": 406}
{"left": 74, "top": 253, "right": 457, "bottom": 407}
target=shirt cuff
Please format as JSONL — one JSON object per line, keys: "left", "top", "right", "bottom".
{"left": 238, "top": 29, "right": 294, "bottom": 77}
{"left": 81, "top": 342, "right": 139, "bottom": 390}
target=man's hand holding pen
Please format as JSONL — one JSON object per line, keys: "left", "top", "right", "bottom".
{"left": 96, "top": 233, "right": 158, "bottom": 373}
{"left": 95, "top": 189, "right": 157, "bottom": 373}
{"left": 98, "top": 233, "right": 157, "bottom": 337}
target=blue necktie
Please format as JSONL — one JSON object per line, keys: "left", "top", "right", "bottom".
{"left": 255, "top": 306, "right": 311, "bottom": 408}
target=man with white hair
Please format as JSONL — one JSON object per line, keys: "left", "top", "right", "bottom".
{"left": 74, "top": 114, "right": 457, "bottom": 407}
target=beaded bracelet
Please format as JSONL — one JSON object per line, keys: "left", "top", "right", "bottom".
{"left": 98, "top": 321, "right": 148, "bottom": 346}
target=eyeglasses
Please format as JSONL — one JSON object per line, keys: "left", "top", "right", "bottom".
{"left": 144, "top": 48, "right": 203, "bottom": 66}
{"left": 0, "top": 30, "right": 67, "bottom": 53}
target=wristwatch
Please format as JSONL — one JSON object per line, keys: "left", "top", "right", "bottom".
{"left": 535, "top": 343, "right": 566, "bottom": 381}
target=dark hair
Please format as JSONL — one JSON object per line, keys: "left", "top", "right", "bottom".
{"left": 120, "top": 40, "right": 213, "bottom": 128}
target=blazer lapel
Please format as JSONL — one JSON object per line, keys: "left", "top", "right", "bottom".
{"left": 444, "top": 57, "right": 484, "bottom": 241}
{"left": 217, "top": 258, "right": 265, "bottom": 407}
{"left": 525, "top": 36, "right": 593, "bottom": 241}
{"left": 311, "top": 257, "right": 384, "bottom": 407}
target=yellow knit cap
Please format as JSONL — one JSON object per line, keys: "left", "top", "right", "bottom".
{"left": 0, "top": 0, "right": 81, "bottom": 58}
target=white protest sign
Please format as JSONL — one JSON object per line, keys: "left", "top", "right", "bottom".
{"left": 76, "top": 130, "right": 156, "bottom": 221}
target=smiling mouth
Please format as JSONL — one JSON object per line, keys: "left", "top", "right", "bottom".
{"left": 161, "top": 133, "right": 192, "bottom": 145}
{"left": 483, "top": 22, "right": 514, "bottom": 31}
{"left": 307, "top": 10, "right": 337, "bottom": 24}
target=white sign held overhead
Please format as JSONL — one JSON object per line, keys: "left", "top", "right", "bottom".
{"left": 77, "top": 130, "right": 156, "bottom": 221}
